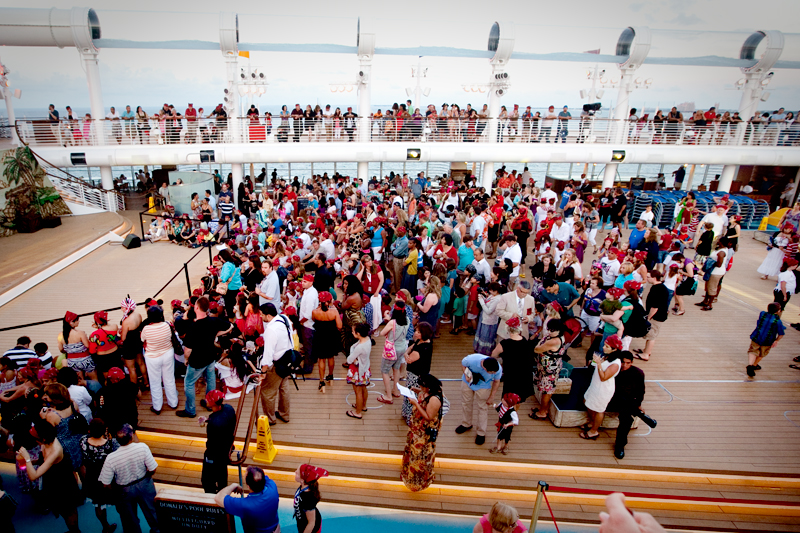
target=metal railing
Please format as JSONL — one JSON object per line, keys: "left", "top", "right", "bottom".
{"left": 15, "top": 117, "right": 798, "bottom": 148}
{"left": 31, "top": 150, "right": 126, "bottom": 212}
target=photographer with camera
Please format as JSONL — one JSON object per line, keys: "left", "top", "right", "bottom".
{"left": 606, "top": 351, "right": 655, "bottom": 459}
{"left": 258, "top": 303, "right": 294, "bottom": 426}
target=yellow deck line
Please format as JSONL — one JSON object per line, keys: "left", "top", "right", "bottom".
{"left": 153, "top": 455, "right": 800, "bottom": 515}
{"left": 138, "top": 430, "right": 800, "bottom": 486}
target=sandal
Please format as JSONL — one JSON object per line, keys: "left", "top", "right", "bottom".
{"left": 790, "top": 364, "right": 800, "bottom": 370}
{"left": 579, "top": 431, "right": 599, "bottom": 440}
{"left": 529, "top": 410, "right": 547, "bottom": 420}
{"left": 346, "top": 410, "right": 363, "bottom": 419}
{"left": 501, "top": 448, "right": 509, "bottom": 455}
{"left": 793, "top": 356, "right": 800, "bottom": 363}
{"left": 672, "top": 310, "right": 685, "bottom": 316}
{"left": 489, "top": 447, "right": 499, "bottom": 454}
{"left": 632, "top": 353, "right": 649, "bottom": 361}
{"left": 377, "top": 395, "right": 393, "bottom": 405}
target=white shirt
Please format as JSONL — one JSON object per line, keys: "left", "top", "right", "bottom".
{"left": 541, "top": 189, "right": 558, "bottom": 202}
{"left": 392, "top": 195, "right": 405, "bottom": 208}
{"left": 258, "top": 271, "right": 281, "bottom": 309}
{"left": 298, "top": 233, "right": 312, "bottom": 250}
{"left": 68, "top": 385, "right": 93, "bottom": 422}
{"left": 298, "top": 286, "right": 318, "bottom": 329}
{"left": 544, "top": 111, "right": 558, "bottom": 127}
{"left": 260, "top": 315, "right": 295, "bottom": 367}
{"left": 778, "top": 271, "right": 796, "bottom": 295}
{"left": 470, "top": 215, "right": 486, "bottom": 240}
{"left": 639, "top": 210, "right": 655, "bottom": 227}
{"left": 600, "top": 257, "right": 620, "bottom": 287}
{"left": 319, "top": 239, "right": 336, "bottom": 260}
{"left": 502, "top": 243, "right": 523, "bottom": 277}
{"left": 105, "top": 111, "right": 119, "bottom": 121}
{"left": 521, "top": 171, "right": 533, "bottom": 186}
{"left": 549, "top": 222, "right": 570, "bottom": 243}
{"left": 472, "top": 258, "right": 492, "bottom": 281}
{"left": 701, "top": 212, "right": 728, "bottom": 239}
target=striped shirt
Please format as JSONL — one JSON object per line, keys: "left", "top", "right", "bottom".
{"left": 98, "top": 442, "right": 158, "bottom": 486}
{"left": 219, "top": 201, "right": 234, "bottom": 218}
{"left": 3, "top": 346, "right": 42, "bottom": 368}
{"left": 141, "top": 322, "right": 173, "bottom": 358}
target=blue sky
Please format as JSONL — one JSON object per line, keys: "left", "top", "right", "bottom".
{"left": 1, "top": 0, "right": 799, "bottom": 118}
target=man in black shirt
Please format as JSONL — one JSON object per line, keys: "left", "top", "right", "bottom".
{"left": 606, "top": 352, "right": 646, "bottom": 459}
{"left": 98, "top": 367, "right": 140, "bottom": 434}
{"left": 200, "top": 389, "right": 236, "bottom": 493}
{"left": 312, "top": 254, "right": 335, "bottom": 293}
{"left": 343, "top": 107, "right": 358, "bottom": 142}
{"left": 635, "top": 270, "right": 669, "bottom": 361}
{"left": 177, "top": 297, "right": 233, "bottom": 418}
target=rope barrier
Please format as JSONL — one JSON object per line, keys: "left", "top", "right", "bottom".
{"left": 542, "top": 491, "right": 560, "bottom": 533}
{"left": 0, "top": 237, "right": 211, "bottom": 333}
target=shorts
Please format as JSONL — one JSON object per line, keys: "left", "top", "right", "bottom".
{"left": 122, "top": 344, "right": 142, "bottom": 361}
{"left": 94, "top": 349, "right": 123, "bottom": 374}
{"left": 467, "top": 313, "right": 478, "bottom": 320}
{"left": 747, "top": 340, "right": 772, "bottom": 358}
{"left": 488, "top": 225, "right": 500, "bottom": 243}
{"left": 643, "top": 320, "right": 661, "bottom": 341}
{"left": 380, "top": 355, "right": 405, "bottom": 374}
{"left": 66, "top": 355, "right": 96, "bottom": 373}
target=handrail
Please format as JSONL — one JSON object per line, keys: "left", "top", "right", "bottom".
{"left": 229, "top": 375, "right": 263, "bottom": 466}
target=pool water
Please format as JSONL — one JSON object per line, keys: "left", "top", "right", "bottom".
{"left": 2, "top": 465, "right": 591, "bottom": 533}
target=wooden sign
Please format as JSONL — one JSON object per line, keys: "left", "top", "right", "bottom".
{"left": 155, "top": 488, "right": 236, "bottom": 533}
{"left": 629, "top": 177, "right": 645, "bottom": 191}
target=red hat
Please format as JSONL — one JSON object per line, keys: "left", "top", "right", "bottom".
{"left": 784, "top": 258, "right": 799, "bottom": 268}
{"left": 355, "top": 213, "right": 363, "bottom": 219}
{"left": 556, "top": 241, "right": 566, "bottom": 250}
{"left": 108, "top": 367, "right": 125, "bottom": 382}
{"left": 395, "top": 292, "right": 407, "bottom": 302}
{"left": 361, "top": 294, "right": 370, "bottom": 306}
{"left": 605, "top": 334, "right": 623, "bottom": 351}
{"left": 550, "top": 301, "right": 564, "bottom": 312}
{"left": 318, "top": 291, "right": 333, "bottom": 303}
{"left": 502, "top": 393, "right": 520, "bottom": 406}
{"left": 633, "top": 251, "right": 647, "bottom": 261}
{"left": 284, "top": 306, "right": 297, "bottom": 316}
{"left": 292, "top": 254, "right": 301, "bottom": 262}
{"left": 608, "top": 247, "right": 621, "bottom": 257}
{"left": 205, "top": 389, "right": 225, "bottom": 406}
{"left": 299, "top": 464, "right": 329, "bottom": 483}
{"left": 288, "top": 281, "right": 299, "bottom": 291}
{"left": 396, "top": 226, "right": 407, "bottom": 235}
{"left": 715, "top": 204, "right": 727, "bottom": 210}
{"left": 623, "top": 280, "right": 642, "bottom": 292}
{"left": 64, "top": 311, "right": 78, "bottom": 323}
{"left": 607, "top": 287, "right": 625, "bottom": 298}
{"left": 19, "top": 367, "right": 36, "bottom": 381}
{"left": 93, "top": 310, "right": 108, "bottom": 324}
{"left": 171, "top": 299, "right": 184, "bottom": 309}
{"left": 42, "top": 368, "right": 59, "bottom": 381}
{"left": 208, "top": 301, "right": 221, "bottom": 312}
{"left": 272, "top": 258, "right": 281, "bottom": 267}
{"left": 506, "top": 316, "right": 521, "bottom": 329}
{"left": 193, "top": 288, "right": 203, "bottom": 296}
{"left": 302, "top": 274, "right": 314, "bottom": 282}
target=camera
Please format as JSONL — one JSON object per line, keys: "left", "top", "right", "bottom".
{"left": 583, "top": 102, "right": 602, "bottom": 116}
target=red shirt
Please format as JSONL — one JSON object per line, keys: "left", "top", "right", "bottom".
{"left": 433, "top": 244, "right": 458, "bottom": 266}
{"left": 704, "top": 111, "right": 716, "bottom": 121}
{"left": 185, "top": 107, "right": 197, "bottom": 121}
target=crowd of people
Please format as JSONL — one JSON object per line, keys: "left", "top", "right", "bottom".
{"left": 41, "top": 101, "right": 800, "bottom": 146}
{"left": 1, "top": 161, "right": 795, "bottom": 533}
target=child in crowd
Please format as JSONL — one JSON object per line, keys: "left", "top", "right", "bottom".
{"left": 465, "top": 273, "right": 481, "bottom": 334}
{"left": 686, "top": 209, "right": 701, "bottom": 244}
{"left": 449, "top": 286, "right": 468, "bottom": 335}
{"left": 694, "top": 222, "right": 715, "bottom": 263}
{"left": 599, "top": 287, "right": 625, "bottom": 337}
{"left": 490, "top": 393, "right": 520, "bottom": 455}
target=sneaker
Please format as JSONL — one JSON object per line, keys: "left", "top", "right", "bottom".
{"left": 176, "top": 410, "right": 196, "bottom": 418}
{"left": 475, "top": 435, "right": 485, "bottom": 445}
{"left": 455, "top": 425, "right": 472, "bottom": 434}
{"left": 149, "top": 407, "right": 161, "bottom": 415}
{"left": 614, "top": 449, "right": 625, "bottom": 459}
{"left": 754, "top": 364, "right": 762, "bottom": 370}
{"left": 746, "top": 365, "right": 756, "bottom": 377}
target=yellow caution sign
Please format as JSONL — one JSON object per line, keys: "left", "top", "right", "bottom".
{"left": 253, "top": 415, "right": 277, "bottom": 464}
{"left": 148, "top": 196, "right": 154, "bottom": 209}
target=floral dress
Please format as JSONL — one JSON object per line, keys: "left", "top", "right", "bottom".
{"left": 80, "top": 436, "right": 119, "bottom": 505}
{"left": 534, "top": 335, "right": 564, "bottom": 395}
{"left": 401, "top": 392, "right": 442, "bottom": 492}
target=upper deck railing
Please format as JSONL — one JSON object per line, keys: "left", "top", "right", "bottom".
{"left": 14, "top": 116, "right": 798, "bottom": 148}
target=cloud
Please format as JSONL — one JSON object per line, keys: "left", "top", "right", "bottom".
{"left": 668, "top": 13, "right": 704, "bottom": 26}
{"left": 629, "top": 3, "right": 646, "bottom": 12}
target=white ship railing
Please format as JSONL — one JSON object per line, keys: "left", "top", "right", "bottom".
{"left": 14, "top": 117, "right": 798, "bottom": 148}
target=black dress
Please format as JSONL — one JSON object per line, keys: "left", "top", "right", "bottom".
{"left": 44, "top": 451, "right": 83, "bottom": 517}
{"left": 498, "top": 338, "right": 534, "bottom": 401}
{"left": 312, "top": 317, "right": 342, "bottom": 360}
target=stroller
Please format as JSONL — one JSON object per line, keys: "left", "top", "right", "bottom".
{"left": 559, "top": 315, "right": 587, "bottom": 363}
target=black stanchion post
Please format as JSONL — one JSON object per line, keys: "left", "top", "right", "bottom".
{"left": 139, "top": 212, "right": 145, "bottom": 239}
{"left": 184, "top": 263, "right": 191, "bottom": 298}
{"left": 208, "top": 244, "right": 213, "bottom": 265}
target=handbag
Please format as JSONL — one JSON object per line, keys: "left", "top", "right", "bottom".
{"left": 383, "top": 323, "right": 397, "bottom": 361}
{"left": 169, "top": 323, "right": 184, "bottom": 355}
{"left": 215, "top": 282, "right": 229, "bottom": 295}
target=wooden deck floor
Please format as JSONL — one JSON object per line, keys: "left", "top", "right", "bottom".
{"left": 2, "top": 224, "right": 800, "bottom": 530}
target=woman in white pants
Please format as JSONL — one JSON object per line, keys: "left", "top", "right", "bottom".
{"left": 140, "top": 305, "right": 179, "bottom": 414}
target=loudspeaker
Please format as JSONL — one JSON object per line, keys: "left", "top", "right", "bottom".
{"left": 122, "top": 235, "right": 141, "bottom": 249}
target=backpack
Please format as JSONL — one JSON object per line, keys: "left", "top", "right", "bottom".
{"left": 622, "top": 297, "right": 651, "bottom": 338}
{"left": 273, "top": 316, "right": 304, "bottom": 378}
